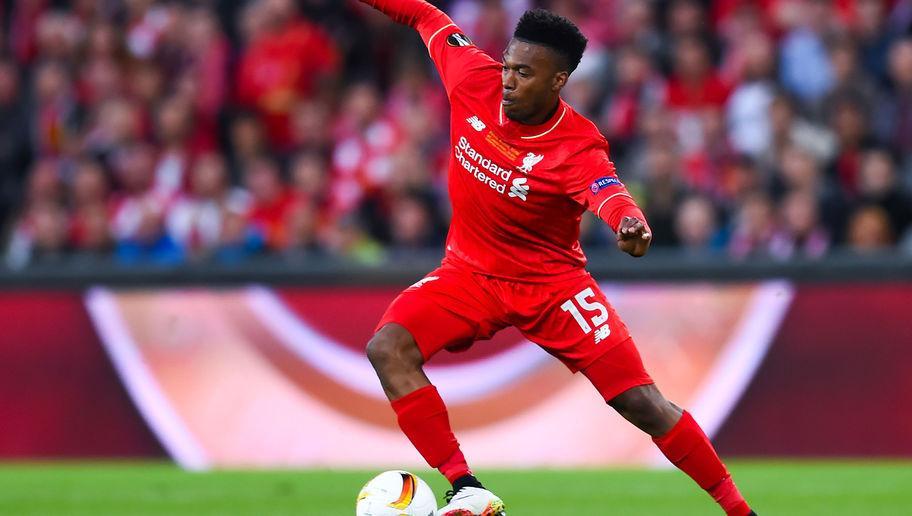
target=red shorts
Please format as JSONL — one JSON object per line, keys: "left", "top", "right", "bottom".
{"left": 375, "top": 259, "right": 653, "bottom": 400}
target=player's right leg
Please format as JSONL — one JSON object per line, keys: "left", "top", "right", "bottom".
{"left": 512, "top": 274, "right": 753, "bottom": 515}
{"left": 584, "top": 343, "right": 755, "bottom": 516}
{"left": 366, "top": 265, "right": 507, "bottom": 515}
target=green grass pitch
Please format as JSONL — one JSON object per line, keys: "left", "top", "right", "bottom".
{"left": 0, "top": 460, "right": 909, "bottom": 515}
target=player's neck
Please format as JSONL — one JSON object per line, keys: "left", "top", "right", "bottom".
{"left": 516, "top": 98, "right": 560, "bottom": 126}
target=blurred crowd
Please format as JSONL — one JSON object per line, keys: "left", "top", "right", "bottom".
{"left": 2, "top": 0, "right": 912, "bottom": 268}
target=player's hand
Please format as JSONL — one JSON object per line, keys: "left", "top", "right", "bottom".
{"left": 616, "top": 216, "right": 652, "bottom": 257}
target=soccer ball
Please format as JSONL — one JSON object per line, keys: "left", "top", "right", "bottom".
{"left": 356, "top": 470, "right": 437, "bottom": 516}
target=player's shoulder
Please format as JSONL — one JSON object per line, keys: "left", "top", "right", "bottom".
{"left": 560, "top": 104, "right": 610, "bottom": 157}
{"left": 450, "top": 58, "right": 501, "bottom": 96}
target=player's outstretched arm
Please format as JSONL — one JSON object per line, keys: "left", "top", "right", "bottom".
{"left": 570, "top": 153, "right": 653, "bottom": 258}
{"left": 359, "top": 0, "right": 493, "bottom": 96}
{"left": 359, "top": 0, "right": 447, "bottom": 31}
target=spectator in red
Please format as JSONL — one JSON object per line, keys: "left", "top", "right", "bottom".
{"left": 330, "top": 82, "right": 403, "bottom": 216}
{"left": 8, "top": 0, "right": 50, "bottom": 65}
{"left": 236, "top": 0, "right": 340, "bottom": 151}
{"left": 664, "top": 35, "right": 730, "bottom": 122}
{"left": 68, "top": 159, "right": 112, "bottom": 254}
{"left": 78, "top": 20, "right": 129, "bottom": 104}
{"left": 662, "top": 36, "right": 731, "bottom": 187}
{"left": 243, "top": 156, "right": 295, "bottom": 250}
{"left": 180, "top": 7, "right": 229, "bottom": 121}
{"left": 599, "top": 45, "right": 665, "bottom": 153}
{"left": 828, "top": 94, "right": 875, "bottom": 196}
{"left": 165, "top": 7, "right": 229, "bottom": 153}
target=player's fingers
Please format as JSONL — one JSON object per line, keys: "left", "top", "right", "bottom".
{"left": 639, "top": 223, "right": 652, "bottom": 240}
{"left": 626, "top": 220, "right": 644, "bottom": 237}
{"left": 621, "top": 217, "right": 640, "bottom": 235}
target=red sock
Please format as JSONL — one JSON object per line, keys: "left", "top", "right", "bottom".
{"left": 653, "top": 411, "right": 751, "bottom": 516}
{"left": 390, "top": 385, "right": 471, "bottom": 483}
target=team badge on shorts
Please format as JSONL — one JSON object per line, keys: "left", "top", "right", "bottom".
{"left": 447, "top": 33, "right": 473, "bottom": 47}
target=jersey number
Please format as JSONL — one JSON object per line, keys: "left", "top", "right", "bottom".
{"left": 560, "top": 287, "right": 609, "bottom": 334}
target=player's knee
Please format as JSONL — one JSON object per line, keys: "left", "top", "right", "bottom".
{"left": 609, "top": 385, "right": 674, "bottom": 436}
{"left": 366, "top": 324, "right": 422, "bottom": 374}
{"left": 365, "top": 333, "right": 394, "bottom": 371}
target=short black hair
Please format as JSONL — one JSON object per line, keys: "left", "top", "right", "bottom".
{"left": 513, "top": 9, "right": 588, "bottom": 73}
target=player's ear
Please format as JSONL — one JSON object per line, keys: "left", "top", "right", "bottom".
{"left": 552, "top": 71, "right": 568, "bottom": 92}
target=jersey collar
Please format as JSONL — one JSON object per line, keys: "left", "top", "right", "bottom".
{"left": 498, "top": 98, "right": 569, "bottom": 140}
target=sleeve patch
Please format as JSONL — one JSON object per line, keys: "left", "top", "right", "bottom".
{"left": 590, "top": 176, "right": 623, "bottom": 194}
{"left": 446, "top": 33, "right": 473, "bottom": 47}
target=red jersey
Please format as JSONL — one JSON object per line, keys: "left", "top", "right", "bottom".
{"left": 362, "top": 0, "right": 645, "bottom": 282}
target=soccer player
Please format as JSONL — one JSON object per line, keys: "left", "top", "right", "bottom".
{"left": 359, "top": 1, "right": 757, "bottom": 515}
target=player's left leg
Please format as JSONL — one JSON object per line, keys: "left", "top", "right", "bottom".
{"left": 603, "top": 379, "right": 755, "bottom": 516}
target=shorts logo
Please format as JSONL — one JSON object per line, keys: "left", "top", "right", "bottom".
{"left": 590, "top": 176, "right": 622, "bottom": 194}
{"left": 508, "top": 177, "right": 529, "bottom": 201}
{"left": 466, "top": 115, "right": 486, "bottom": 132}
{"left": 409, "top": 276, "right": 439, "bottom": 289}
{"left": 593, "top": 325, "right": 611, "bottom": 344}
{"left": 447, "top": 33, "right": 473, "bottom": 47}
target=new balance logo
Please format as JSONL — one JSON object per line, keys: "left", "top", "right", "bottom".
{"left": 409, "top": 276, "right": 439, "bottom": 289}
{"left": 594, "top": 325, "right": 611, "bottom": 344}
{"left": 508, "top": 177, "right": 529, "bottom": 201}
{"left": 466, "top": 116, "right": 486, "bottom": 132}
{"left": 518, "top": 152, "right": 543, "bottom": 173}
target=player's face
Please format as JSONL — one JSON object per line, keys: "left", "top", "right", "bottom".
{"left": 502, "top": 39, "right": 569, "bottom": 124}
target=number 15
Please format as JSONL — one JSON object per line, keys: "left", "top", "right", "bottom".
{"left": 560, "top": 287, "right": 609, "bottom": 334}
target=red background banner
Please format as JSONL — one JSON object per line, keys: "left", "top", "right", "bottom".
{"left": 0, "top": 292, "right": 161, "bottom": 458}
{"left": 0, "top": 283, "right": 910, "bottom": 460}
{"left": 715, "top": 284, "right": 912, "bottom": 456}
